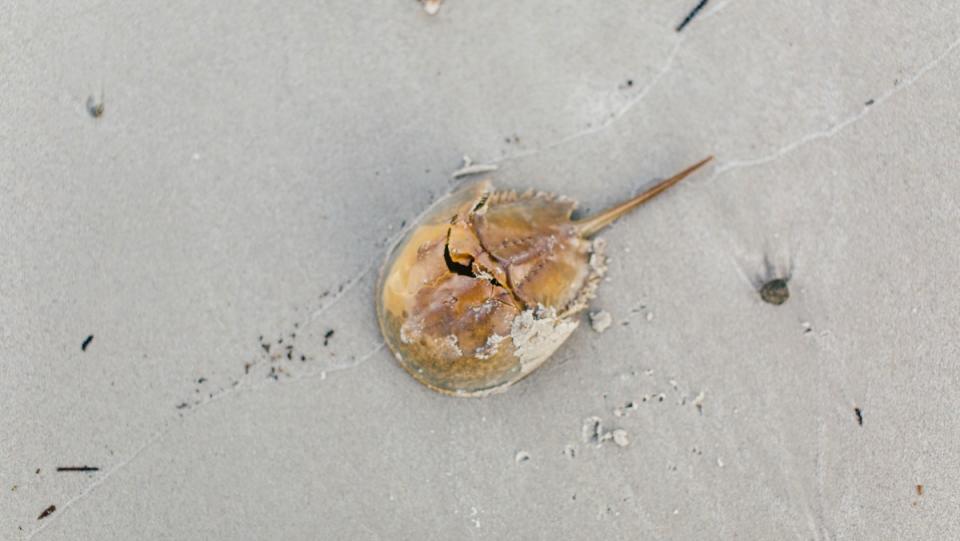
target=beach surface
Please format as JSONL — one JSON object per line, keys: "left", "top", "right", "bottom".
{"left": 3, "top": 1, "right": 959, "bottom": 538}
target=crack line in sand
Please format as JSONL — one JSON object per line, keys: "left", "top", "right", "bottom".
{"left": 691, "top": 40, "right": 960, "bottom": 541}
{"left": 489, "top": 0, "right": 733, "bottom": 166}
{"left": 25, "top": 164, "right": 469, "bottom": 538}
{"left": 706, "top": 33, "right": 960, "bottom": 180}
{"left": 23, "top": 198, "right": 432, "bottom": 538}
{"left": 24, "top": 432, "right": 162, "bottom": 540}
{"left": 490, "top": 40, "right": 684, "bottom": 165}
{"left": 25, "top": 340, "right": 388, "bottom": 540}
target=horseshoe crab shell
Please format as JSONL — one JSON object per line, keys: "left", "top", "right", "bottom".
{"left": 376, "top": 157, "right": 713, "bottom": 397}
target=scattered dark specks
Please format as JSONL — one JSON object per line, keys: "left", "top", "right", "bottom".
{"left": 176, "top": 402, "right": 188, "bottom": 409}
{"left": 261, "top": 342, "right": 271, "bottom": 354}
{"left": 85, "top": 95, "right": 104, "bottom": 118}
{"left": 35, "top": 468, "right": 40, "bottom": 475}
{"left": 916, "top": 484, "right": 924, "bottom": 496}
{"left": 81, "top": 335, "right": 94, "bottom": 351}
{"left": 244, "top": 362, "right": 251, "bottom": 374}
{"left": 676, "top": 0, "right": 709, "bottom": 32}
{"left": 196, "top": 377, "right": 206, "bottom": 384}
{"left": 37, "top": 505, "right": 56, "bottom": 520}
{"left": 613, "top": 401, "right": 638, "bottom": 417}
{"left": 759, "top": 278, "right": 790, "bottom": 305}
{"left": 854, "top": 407, "right": 863, "bottom": 426}
{"left": 323, "top": 329, "right": 335, "bottom": 346}
{"left": 56, "top": 466, "right": 99, "bottom": 472}
{"left": 865, "top": 99, "right": 875, "bottom": 106}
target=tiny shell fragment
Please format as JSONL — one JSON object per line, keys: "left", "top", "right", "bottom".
{"left": 589, "top": 310, "right": 613, "bottom": 333}
{"left": 759, "top": 278, "right": 790, "bottom": 305}
{"left": 612, "top": 429, "right": 630, "bottom": 447}
{"left": 421, "top": 0, "right": 442, "bottom": 15}
{"left": 692, "top": 390, "right": 706, "bottom": 413}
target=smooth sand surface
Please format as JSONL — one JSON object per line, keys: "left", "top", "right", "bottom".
{"left": 3, "top": 1, "right": 959, "bottom": 538}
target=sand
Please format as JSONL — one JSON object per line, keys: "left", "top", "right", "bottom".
{"left": 3, "top": 1, "right": 959, "bottom": 539}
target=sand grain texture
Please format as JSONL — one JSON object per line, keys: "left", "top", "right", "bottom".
{"left": 2, "top": 1, "right": 959, "bottom": 539}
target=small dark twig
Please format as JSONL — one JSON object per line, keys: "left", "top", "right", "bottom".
{"left": 81, "top": 335, "right": 94, "bottom": 351}
{"left": 38, "top": 505, "right": 56, "bottom": 520}
{"left": 56, "top": 466, "right": 100, "bottom": 472}
{"left": 676, "top": 0, "right": 709, "bottom": 32}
